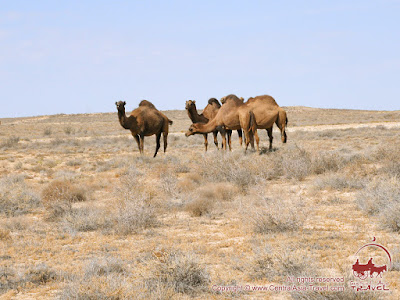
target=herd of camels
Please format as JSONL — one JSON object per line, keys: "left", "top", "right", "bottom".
{"left": 115, "top": 94, "right": 288, "bottom": 157}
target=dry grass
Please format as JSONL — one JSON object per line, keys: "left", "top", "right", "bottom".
{"left": 0, "top": 175, "right": 41, "bottom": 216}
{"left": 146, "top": 250, "right": 210, "bottom": 296}
{"left": 1, "top": 108, "right": 400, "bottom": 299}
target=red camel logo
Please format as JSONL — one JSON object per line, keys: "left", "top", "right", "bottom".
{"left": 352, "top": 238, "right": 392, "bottom": 280}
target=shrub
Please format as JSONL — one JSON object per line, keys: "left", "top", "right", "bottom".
{"left": 185, "top": 197, "right": 214, "bottom": 217}
{"left": 0, "top": 175, "right": 41, "bottom": 216}
{"left": 42, "top": 180, "right": 87, "bottom": 221}
{"left": 147, "top": 251, "right": 210, "bottom": 295}
{"left": 357, "top": 176, "right": 400, "bottom": 232}
{"left": 281, "top": 146, "right": 311, "bottom": 180}
{"left": 0, "top": 227, "right": 11, "bottom": 240}
{"left": 60, "top": 257, "right": 135, "bottom": 300}
{"left": 246, "top": 195, "right": 306, "bottom": 234}
{"left": 43, "top": 127, "right": 52, "bottom": 136}
{"left": 0, "top": 136, "right": 20, "bottom": 149}
{"left": 251, "top": 247, "right": 313, "bottom": 281}
{"left": 114, "top": 198, "right": 158, "bottom": 235}
{"left": 62, "top": 206, "right": 111, "bottom": 233}
{"left": 314, "top": 173, "right": 365, "bottom": 190}
{"left": 42, "top": 180, "right": 87, "bottom": 204}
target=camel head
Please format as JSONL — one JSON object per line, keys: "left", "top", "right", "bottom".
{"left": 115, "top": 101, "right": 126, "bottom": 112}
{"left": 185, "top": 123, "right": 199, "bottom": 137}
{"left": 239, "top": 97, "right": 244, "bottom": 102}
{"left": 185, "top": 100, "right": 196, "bottom": 110}
{"left": 220, "top": 96, "right": 226, "bottom": 104}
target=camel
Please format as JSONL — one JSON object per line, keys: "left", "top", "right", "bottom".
{"left": 246, "top": 95, "right": 288, "bottom": 150}
{"left": 186, "top": 95, "right": 254, "bottom": 151}
{"left": 185, "top": 98, "right": 242, "bottom": 151}
{"left": 115, "top": 100, "right": 173, "bottom": 157}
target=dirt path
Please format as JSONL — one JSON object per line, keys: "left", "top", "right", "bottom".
{"left": 289, "top": 121, "right": 400, "bottom": 132}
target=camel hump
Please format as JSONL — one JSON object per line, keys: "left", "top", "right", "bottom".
{"left": 208, "top": 98, "right": 221, "bottom": 108}
{"left": 139, "top": 100, "right": 156, "bottom": 109}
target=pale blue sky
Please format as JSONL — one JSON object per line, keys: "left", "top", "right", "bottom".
{"left": 1, "top": 0, "right": 399, "bottom": 117}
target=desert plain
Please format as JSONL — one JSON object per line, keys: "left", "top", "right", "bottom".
{"left": 0, "top": 105, "right": 400, "bottom": 299}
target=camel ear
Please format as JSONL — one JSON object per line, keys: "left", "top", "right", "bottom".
{"left": 193, "top": 100, "right": 195, "bottom": 104}
{"left": 115, "top": 102, "right": 117, "bottom": 105}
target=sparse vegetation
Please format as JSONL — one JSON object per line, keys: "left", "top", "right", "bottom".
{"left": 147, "top": 251, "right": 210, "bottom": 295}
{"left": 1, "top": 109, "right": 400, "bottom": 298}
{"left": 0, "top": 175, "right": 41, "bottom": 216}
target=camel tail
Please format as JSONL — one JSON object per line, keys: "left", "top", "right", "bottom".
{"left": 168, "top": 119, "right": 173, "bottom": 125}
{"left": 249, "top": 111, "right": 257, "bottom": 133}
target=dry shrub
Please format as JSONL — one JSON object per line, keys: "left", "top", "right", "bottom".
{"left": 62, "top": 206, "right": 111, "bottom": 233}
{"left": 251, "top": 247, "right": 313, "bottom": 281}
{"left": 114, "top": 197, "right": 158, "bottom": 235}
{"left": 246, "top": 195, "right": 306, "bottom": 234}
{"left": 42, "top": 180, "right": 87, "bottom": 221}
{"left": 24, "top": 263, "right": 58, "bottom": 285}
{"left": 147, "top": 251, "right": 210, "bottom": 296}
{"left": 314, "top": 173, "right": 365, "bottom": 190}
{"left": 0, "top": 264, "right": 58, "bottom": 293}
{"left": 281, "top": 146, "right": 311, "bottom": 180}
{"left": 0, "top": 136, "right": 20, "bottom": 149}
{"left": 185, "top": 197, "right": 214, "bottom": 217}
{"left": 0, "top": 227, "right": 11, "bottom": 240}
{"left": 42, "top": 180, "right": 87, "bottom": 204}
{"left": 60, "top": 257, "right": 136, "bottom": 300}
{"left": 0, "top": 175, "right": 41, "bottom": 216}
{"left": 357, "top": 176, "right": 400, "bottom": 232}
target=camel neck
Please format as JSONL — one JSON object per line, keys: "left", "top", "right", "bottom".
{"left": 187, "top": 106, "right": 203, "bottom": 123}
{"left": 117, "top": 109, "right": 132, "bottom": 130}
{"left": 195, "top": 117, "right": 218, "bottom": 133}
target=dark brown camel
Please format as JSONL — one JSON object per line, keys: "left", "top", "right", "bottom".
{"left": 185, "top": 99, "right": 219, "bottom": 151}
{"left": 185, "top": 98, "right": 242, "bottom": 151}
{"left": 116, "top": 100, "right": 173, "bottom": 157}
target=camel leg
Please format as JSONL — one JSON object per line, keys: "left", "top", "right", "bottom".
{"left": 132, "top": 134, "right": 140, "bottom": 152}
{"left": 163, "top": 132, "right": 168, "bottom": 153}
{"left": 254, "top": 130, "right": 260, "bottom": 153}
{"left": 154, "top": 132, "right": 162, "bottom": 157}
{"left": 266, "top": 127, "right": 273, "bottom": 150}
{"left": 220, "top": 128, "right": 227, "bottom": 150}
{"left": 139, "top": 134, "right": 145, "bottom": 154}
{"left": 227, "top": 130, "right": 232, "bottom": 151}
{"left": 237, "top": 129, "right": 243, "bottom": 146}
{"left": 213, "top": 131, "right": 219, "bottom": 149}
{"left": 244, "top": 129, "right": 252, "bottom": 152}
{"left": 203, "top": 133, "right": 208, "bottom": 151}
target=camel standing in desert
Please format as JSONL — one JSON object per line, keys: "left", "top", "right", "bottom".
{"left": 186, "top": 98, "right": 242, "bottom": 151}
{"left": 246, "top": 95, "right": 288, "bottom": 150}
{"left": 116, "top": 100, "right": 173, "bottom": 157}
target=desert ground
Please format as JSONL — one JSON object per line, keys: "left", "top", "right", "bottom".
{"left": 1, "top": 106, "right": 400, "bottom": 299}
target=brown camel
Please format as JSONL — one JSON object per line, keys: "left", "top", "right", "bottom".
{"left": 185, "top": 98, "right": 243, "bottom": 151}
{"left": 116, "top": 100, "right": 173, "bottom": 157}
{"left": 185, "top": 99, "right": 219, "bottom": 151}
{"left": 185, "top": 95, "right": 254, "bottom": 151}
{"left": 246, "top": 95, "right": 288, "bottom": 150}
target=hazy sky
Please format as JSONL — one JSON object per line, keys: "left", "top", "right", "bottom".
{"left": 1, "top": 1, "right": 399, "bottom": 117}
